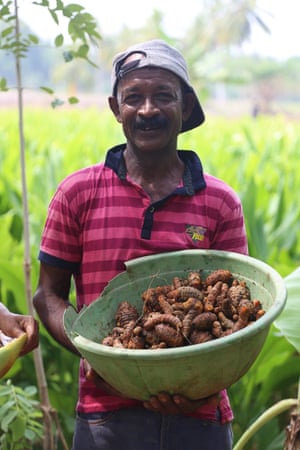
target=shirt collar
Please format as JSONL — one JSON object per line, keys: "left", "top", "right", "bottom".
{"left": 104, "top": 144, "right": 206, "bottom": 194}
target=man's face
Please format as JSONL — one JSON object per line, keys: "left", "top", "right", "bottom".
{"left": 109, "top": 66, "right": 192, "bottom": 154}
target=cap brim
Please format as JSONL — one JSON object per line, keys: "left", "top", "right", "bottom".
{"left": 181, "top": 93, "right": 205, "bottom": 133}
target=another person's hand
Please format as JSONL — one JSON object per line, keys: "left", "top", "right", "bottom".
{"left": 0, "top": 311, "right": 39, "bottom": 356}
{"left": 143, "top": 392, "right": 221, "bottom": 415}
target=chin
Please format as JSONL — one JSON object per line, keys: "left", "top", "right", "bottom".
{"left": 137, "top": 140, "right": 169, "bottom": 153}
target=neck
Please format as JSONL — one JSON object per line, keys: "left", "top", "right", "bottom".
{"left": 124, "top": 147, "right": 184, "bottom": 202}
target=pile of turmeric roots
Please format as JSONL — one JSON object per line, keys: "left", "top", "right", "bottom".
{"left": 102, "top": 269, "right": 266, "bottom": 349}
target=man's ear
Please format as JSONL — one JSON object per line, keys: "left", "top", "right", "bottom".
{"left": 182, "top": 92, "right": 196, "bottom": 123}
{"left": 108, "top": 96, "right": 122, "bottom": 123}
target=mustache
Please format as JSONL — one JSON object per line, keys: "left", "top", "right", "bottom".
{"left": 134, "top": 116, "right": 168, "bottom": 130}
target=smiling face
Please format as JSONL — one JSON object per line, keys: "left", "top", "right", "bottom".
{"left": 109, "top": 66, "right": 195, "bottom": 157}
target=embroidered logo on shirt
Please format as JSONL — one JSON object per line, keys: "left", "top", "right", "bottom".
{"left": 186, "top": 225, "right": 206, "bottom": 242}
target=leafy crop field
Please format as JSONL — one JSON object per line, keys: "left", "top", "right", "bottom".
{"left": 0, "top": 108, "right": 299, "bottom": 448}
{"left": 2, "top": 108, "right": 299, "bottom": 272}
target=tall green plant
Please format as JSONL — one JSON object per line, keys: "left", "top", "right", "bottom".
{"left": 232, "top": 268, "right": 300, "bottom": 449}
{"left": 0, "top": 1, "right": 100, "bottom": 448}
{"left": 0, "top": 381, "right": 43, "bottom": 449}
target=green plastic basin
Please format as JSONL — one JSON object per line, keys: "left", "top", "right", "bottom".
{"left": 64, "top": 250, "right": 287, "bottom": 400}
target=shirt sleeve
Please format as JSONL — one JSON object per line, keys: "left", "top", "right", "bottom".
{"left": 39, "top": 185, "right": 82, "bottom": 265}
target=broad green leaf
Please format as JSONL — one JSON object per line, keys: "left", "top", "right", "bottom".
{"left": 68, "top": 96, "right": 79, "bottom": 104}
{"left": 274, "top": 268, "right": 300, "bottom": 352}
{"left": 76, "top": 43, "right": 89, "bottom": 58}
{"left": 0, "top": 259, "right": 25, "bottom": 301}
{"left": 10, "top": 415, "right": 26, "bottom": 442}
{"left": 54, "top": 33, "right": 64, "bottom": 47}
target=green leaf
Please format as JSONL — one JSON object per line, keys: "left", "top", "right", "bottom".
{"left": 63, "top": 50, "right": 74, "bottom": 62}
{"left": 40, "top": 86, "right": 54, "bottom": 94}
{"left": 54, "top": 33, "right": 64, "bottom": 47}
{"left": 15, "top": 394, "right": 35, "bottom": 409}
{"left": 48, "top": 8, "right": 59, "bottom": 24}
{"left": 10, "top": 415, "right": 26, "bottom": 442}
{"left": 0, "top": 77, "right": 8, "bottom": 91}
{"left": 1, "top": 26, "right": 14, "bottom": 38}
{"left": 9, "top": 212, "right": 23, "bottom": 241}
{"left": 63, "top": 3, "right": 84, "bottom": 17}
{"left": 0, "top": 259, "right": 25, "bottom": 301}
{"left": 0, "top": 386, "right": 12, "bottom": 397}
{"left": 28, "top": 34, "right": 39, "bottom": 44}
{"left": 24, "top": 385, "right": 38, "bottom": 396}
{"left": 51, "top": 98, "right": 64, "bottom": 108}
{"left": 68, "top": 96, "right": 79, "bottom": 104}
{"left": 76, "top": 43, "right": 89, "bottom": 58}
{"left": 0, "top": 4, "right": 11, "bottom": 18}
{"left": 0, "top": 400, "right": 15, "bottom": 417}
{"left": 32, "top": 0, "right": 49, "bottom": 6}
{"left": 274, "top": 268, "right": 300, "bottom": 352}
{"left": 25, "top": 428, "right": 36, "bottom": 440}
{"left": 1, "top": 409, "right": 17, "bottom": 432}
{"left": 56, "top": 0, "right": 64, "bottom": 10}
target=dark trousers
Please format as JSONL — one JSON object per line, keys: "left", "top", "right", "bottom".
{"left": 72, "top": 407, "right": 233, "bottom": 450}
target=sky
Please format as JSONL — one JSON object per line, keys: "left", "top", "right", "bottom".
{"left": 18, "top": 0, "right": 300, "bottom": 60}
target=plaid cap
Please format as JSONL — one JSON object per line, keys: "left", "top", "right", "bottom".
{"left": 111, "top": 39, "right": 205, "bottom": 133}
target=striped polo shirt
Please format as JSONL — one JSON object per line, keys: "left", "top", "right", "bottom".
{"left": 39, "top": 144, "right": 248, "bottom": 422}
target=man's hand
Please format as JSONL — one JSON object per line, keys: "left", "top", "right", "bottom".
{"left": 143, "top": 392, "right": 221, "bottom": 415}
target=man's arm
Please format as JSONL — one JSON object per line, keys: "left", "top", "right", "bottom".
{"left": 33, "top": 262, "right": 80, "bottom": 355}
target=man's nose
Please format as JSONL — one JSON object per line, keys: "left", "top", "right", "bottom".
{"left": 138, "top": 97, "right": 159, "bottom": 116}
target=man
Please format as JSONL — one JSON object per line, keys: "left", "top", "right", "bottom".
{"left": 33, "top": 39, "right": 248, "bottom": 449}
{"left": 0, "top": 303, "right": 39, "bottom": 355}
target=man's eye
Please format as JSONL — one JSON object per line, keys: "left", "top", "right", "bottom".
{"left": 124, "top": 94, "right": 141, "bottom": 104}
{"left": 156, "top": 93, "right": 175, "bottom": 102}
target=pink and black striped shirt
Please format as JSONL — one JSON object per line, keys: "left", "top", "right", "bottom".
{"left": 39, "top": 145, "right": 248, "bottom": 423}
